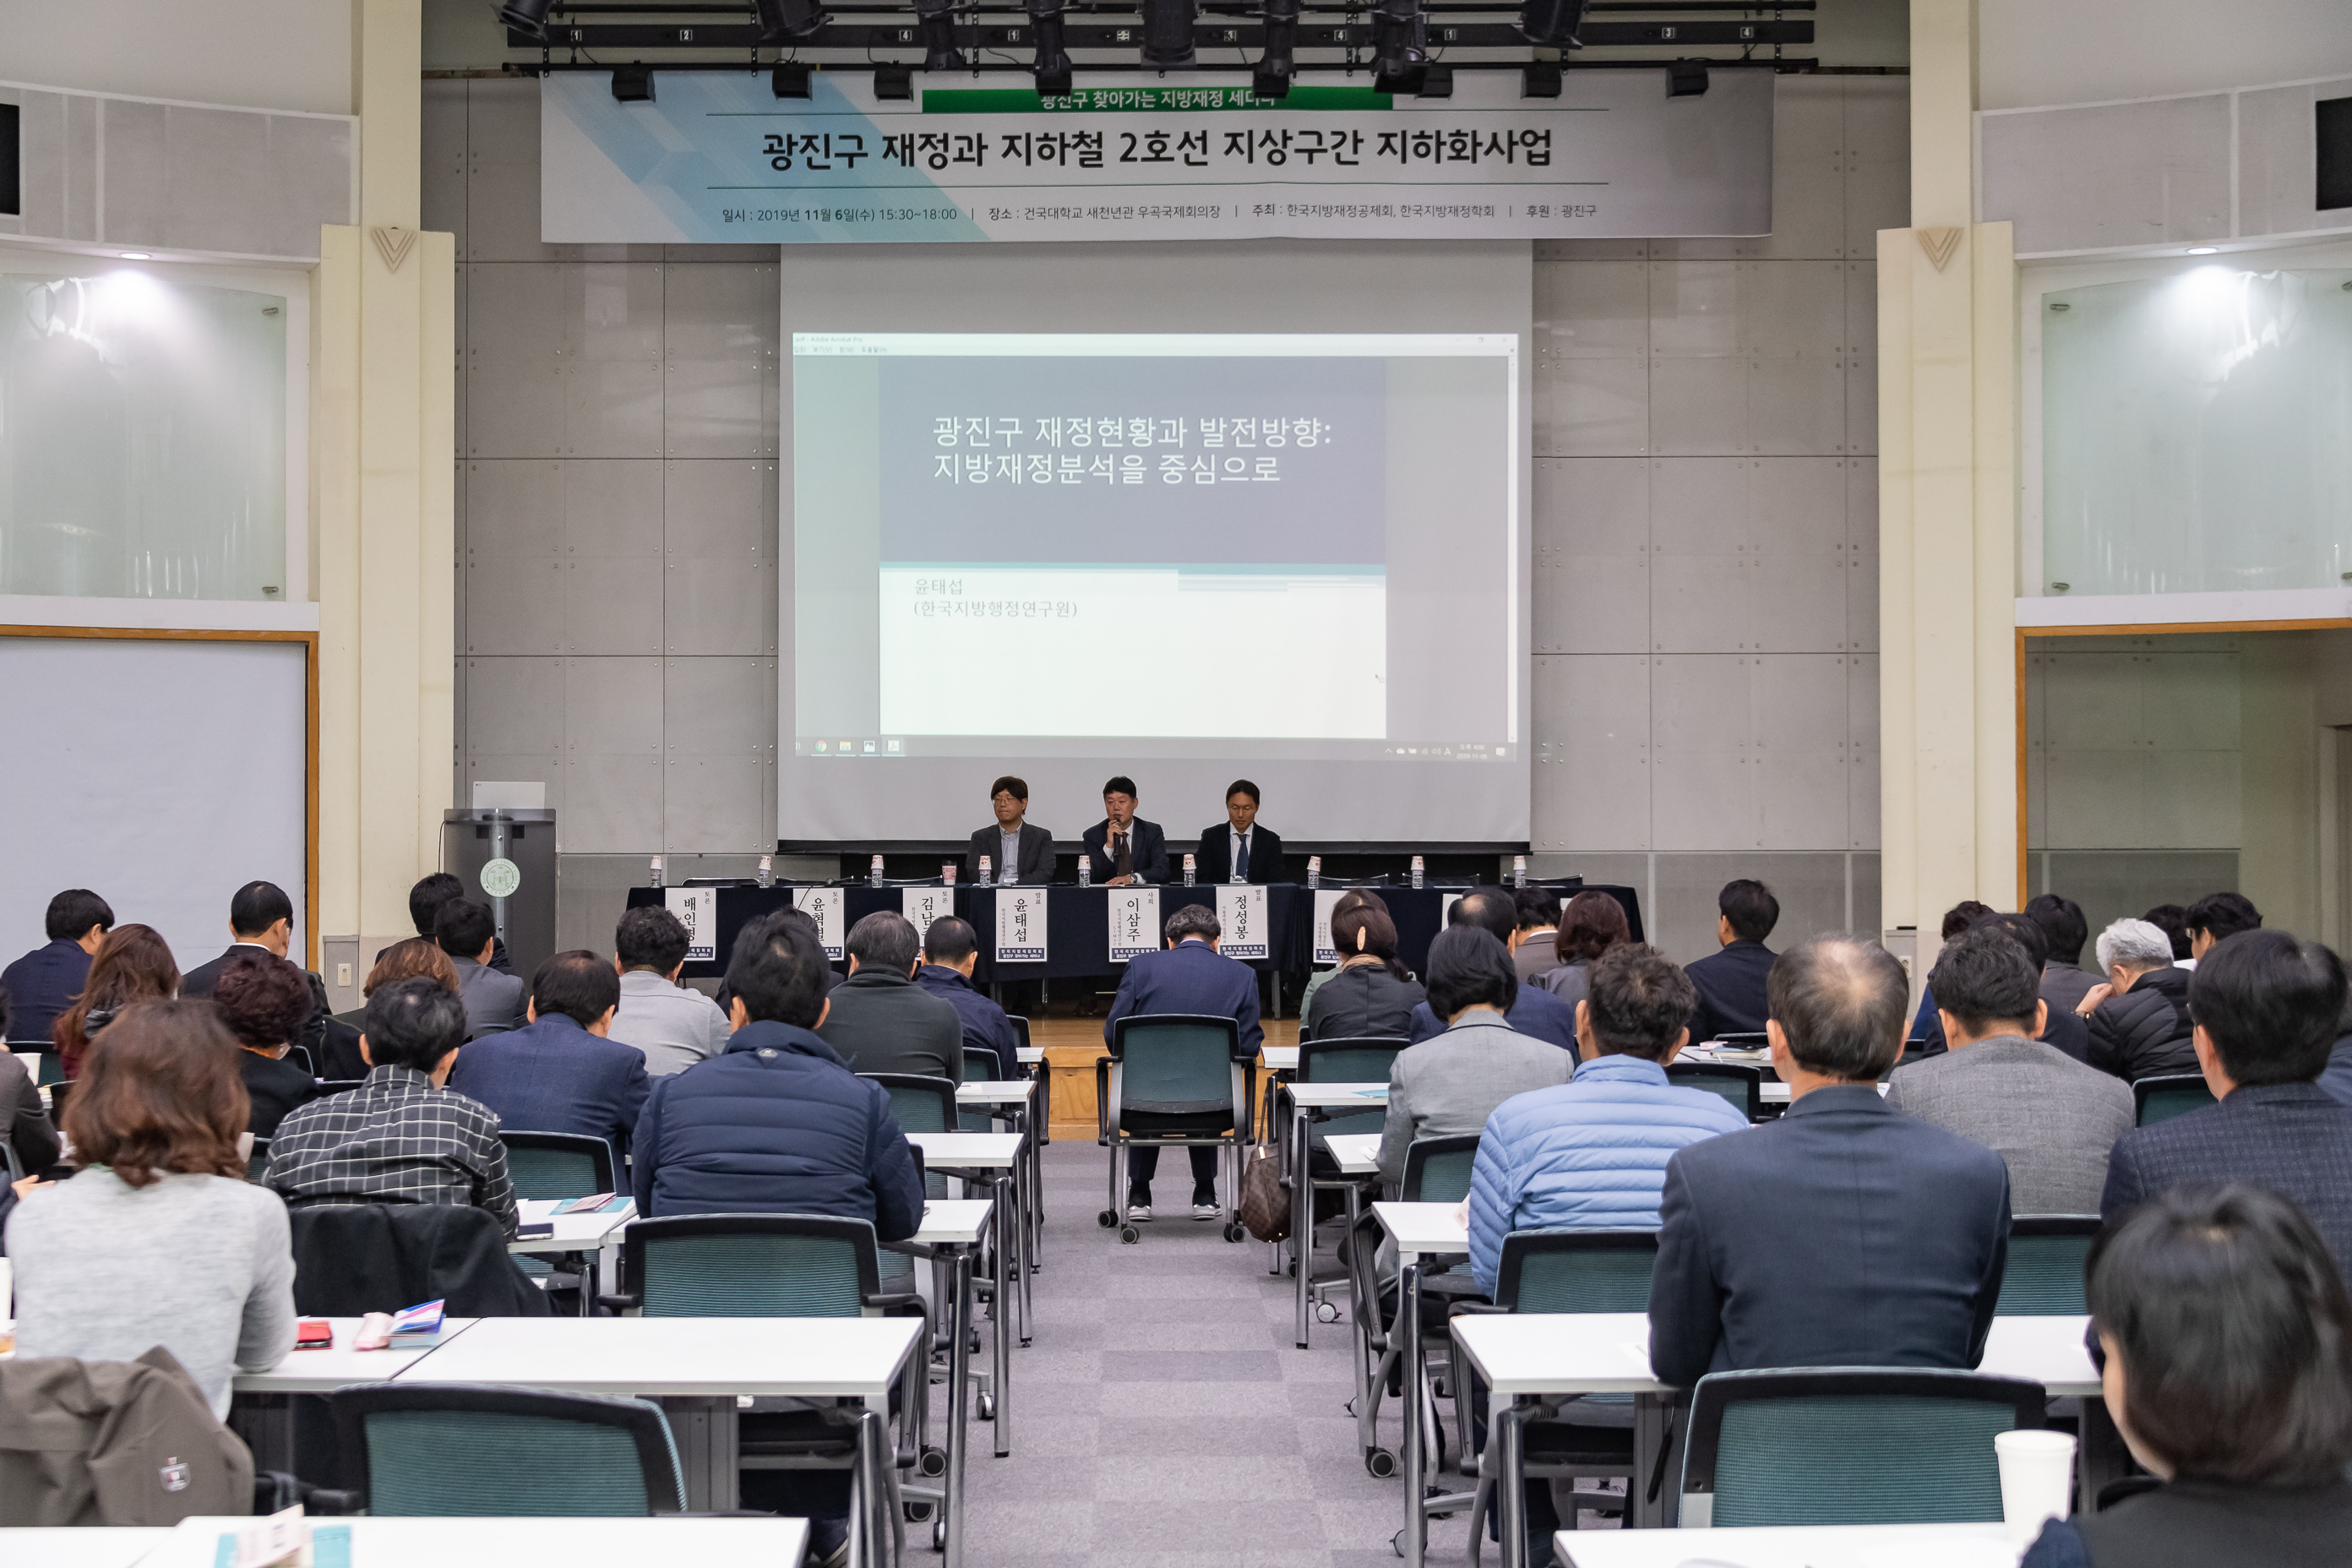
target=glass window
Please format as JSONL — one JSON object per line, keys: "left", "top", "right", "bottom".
{"left": 0, "top": 266, "right": 288, "bottom": 600}
{"left": 2041, "top": 267, "right": 2352, "bottom": 596}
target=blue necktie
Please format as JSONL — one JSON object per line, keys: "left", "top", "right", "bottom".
{"left": 1235, "top": 832, "right": 1249, "bottom": 880}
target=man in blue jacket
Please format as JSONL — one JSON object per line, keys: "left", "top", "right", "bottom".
{"left": 1102, "top": 902, "right": 1262, "bottom": 1221}
{"left": 1, "top": 888, "right": 111, "bottom": 1047}
{"left": 912, "top": 917, "right": 1021, "bottom": 1075}
{"left": 446, "top": 950, "right": 651, "bottom": 1159}
{"left": 1467, "top": 942, "right": 1748, "bottom": 1299}
{"left": 1406, "top": 888, "right": 1578, "bottom": 1051}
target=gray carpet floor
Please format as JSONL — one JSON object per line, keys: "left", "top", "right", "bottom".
{"left": 956, "top": 1139, "right": 1492, "bottom": 1568}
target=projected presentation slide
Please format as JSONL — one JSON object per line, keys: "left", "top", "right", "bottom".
{"left": 787, "top": 332, "right": 1523, "bottom": 843}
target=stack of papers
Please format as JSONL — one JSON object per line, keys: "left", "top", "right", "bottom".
{"left": 355, "top": 1298, "right": 446, "bottom": 1350}
{"left": 551, "top": 1192, "right": 630, "bottom": 1216}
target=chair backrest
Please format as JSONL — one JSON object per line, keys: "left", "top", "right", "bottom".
{"left": 623, "top": 1213, "right": 881, "bottom": 1317}
{"left": 1997, "top": 1216, "right": 2099, "bottom": 1315}
{"left": 2135, "top": 1073, "right": 2218, "bottom": 1125}
{"left": 863, "top": 1072, "right": 961, "bottom": 1135}
{"left": 333, "top": 1382, "right": 683, "bottom": 1515}
{"left": 1682, "top": 1368, "right": 2046, "bottom": 1528}
{"left": 246, "top": 1136, "right": 270, "bottom": 1184}
{"left": 1109, "top": 1014, "right": 1242, "bottom": 1116}
{"left": 1401, "top": 1133, "right": 1480, "bottom": 1204}
{"left": 1299, "top": 1037, "right": 1407, "bottom": 1085}
{"left": 1495, "top": 1229, "right": 1659, "bottom": 1313}
{"left": 286, "top": 1203, "right": 554, "bottom": 1319}
{"left": 1009, "top": 1014, "right": 1032, "bottom": 1053}
{"left": 1664, "top": 1061, "right": 1762, "bottom": 1120}
{"left": 960, "top": 1045, "right": 1004, "bottom": 1081}
{"left": 500, "top": 1131, "right": 619, "bottom": 1201}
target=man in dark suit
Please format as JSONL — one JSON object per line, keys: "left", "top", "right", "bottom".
{"left": 2102, "top": 928, "right": 2352, "bottom": 1286}
{"left": 2024, "top": 893, "right": 2099, "bottom": 1016}
{"left": 447, "top": 948, "right": 651, "bottom": 1159}
{"left": 1684, "top": 879, "right": 1780, "bottom": 1043}
{"left": 1406, "top": 888, "right": 1578, "bottom": 1050}
{"left": 381, "top": 872, "right": 514, "bottom": 976}
{"left": 1081, "top": 776, "right": 1169, "bottom": 886}
{"left": 966, "top": 774, "right": 1056, "bottom": 886}
{"left": 1194, "top": 779, "right": 1287, "bottom": 885}
{"left": 1102, "top": 901, "right": 1262, "bottom": 1221}
{"left": 180, "top": 879, "right": 347, "bottom": 1075}
{"left": 1, "top": 888, "right": 112, "bottom": 1045}
{"left": 1649, "top": 934, "right": 2012, "bottom": 1386}
{"left": 818, "top": 911, "right": 963, "bottom": 1081}
{"left": 436, "top": 899, "right": 527, "bottom": 1039}
{"left": 912, "top": 917, "right": 1020, "bottom": 1074}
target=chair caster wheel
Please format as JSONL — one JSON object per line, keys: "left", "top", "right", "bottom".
{"left": 905, "top": 1501, "right": 934, "bottom": 1523}
{"left": 1315, "top": 1301, "right": 1341, "bottom": 1324}
{"left": 978, "top": 1393, "right": 996, "bottom": 1421}
{"left": 918, "top": 1446, "right": 947, "bottom": 1478}
{"left": 1391, "top": 1529, "right": 1407, "bottom": 1558}
{"left": 1097, "top": 1209, "right": 1115, "bottom": 1228}
{"left": 1222, "top": 1222, "right": 1247, "bottom": 1243}
{"left": 1119, "top": 1225, "right": 1140, "bottom": 1244}
{"left": 1365, "top": 1447, "right": 1397, "bottom": 1479}
{"left": 934, "top": 1518, "right": 947, "bottom": 1551}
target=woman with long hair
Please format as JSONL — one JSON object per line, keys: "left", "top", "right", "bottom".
{"left": 52, "top": 923, "right": 180, "bottom": 1080}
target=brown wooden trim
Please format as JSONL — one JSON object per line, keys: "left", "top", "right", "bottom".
{"left": 0, "top": 624, "right": 323, "bottom": 971}
{"left": 2020, "top": 618, "right": 2352, "bottom": 638}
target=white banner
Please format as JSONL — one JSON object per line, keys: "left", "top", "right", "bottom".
{"left": 901, "top": 886, "right": 956, "bottom": 946}
{"left": 663, "top": 888, "right": 717, "bottom": 964}
{"left": 542, "top": 69, "right": 1771, "bottom": 246}
{"left": 995, "top": 888, "right": 1048, "bottom": 963}
{"left": 792, "top": 887, "right": 846, "bottom": 961}
{"left": 1216, "top": 885, "right": 1270, "bottom": 961}
{"left": 1312, "top": 888, "right": 1347, "bottom": 966}
{"left": 1107, "top": 886, "right": 1160, "bottom": 964}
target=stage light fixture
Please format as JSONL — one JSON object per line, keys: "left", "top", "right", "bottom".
{"left": 1140, "top": 0, "right": 1196, "bottom": 71}
{"left": 1027, "top": 0, "right": 1073, "bottom": 95}
{"left": 772, "top": 62, "right": 814, "bottom": 98}
{"left": 912, "top": 0, "right": 966, "bottom": 73}
{"left": 1417, "top": 63, "right": 1452, "bottom": 97}
{"left": 497, "top": 0, "right": 555, "bottom": 37}
{"left": 1253, "top": 0, "right": 1298, "bottom": 98}
{"left": 754, "top": 0, "right": 831, "bottom": 40}
{"left": 874, "top": 63, "right": 916, "bottom": 100}
{"left": 1517, "top": 0, "right": 1582, "bottom": 47}
{"left": 612, "top": 65, "right": 655, "bottom": 101}
{"left": 1666, "top": 58, "right": 1708, "bottom": 96}
{"left": 1369, "top": 0, "right": 1427, "bottom": 97}
{"left": 1521, "top": 60, "right": 1561, "bottom": 97}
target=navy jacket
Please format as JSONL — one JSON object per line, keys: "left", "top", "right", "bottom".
{"left": 2102, "top": 1081, "right": 2352, "bottom": 1288}
{"left": 2, "top": 939, "right": 90, "bottom": 1047}
{"left": 1082, "top": 817, "right": 1171, "bottom": 885}
{"left": 1685, "top": 939, "right": 1777, "bottom": 1043}
{"left": 1407, "top": 981, "right": 1578, "bottom": 1053}
{"left": 1648, "top": 1085, "right": 2012, "bottom": 1387}
{"left": 1102, "top": 938, "right": 1263, "bottom": 1057}
{"left": 2318, "top": 1037, "right": 2352, "bottom": 1110}
{"left": 912, "top": 965, "right": 1020, "bottom": 1075}
{"left": 629, "top": 1021, "right": 926, "bottom": 1241}
{"left": 1193, "top": 824, "right": 1288, "bottom": 885}
{"left": 446, "top": 1012, "right": 651, "bottom": 1159}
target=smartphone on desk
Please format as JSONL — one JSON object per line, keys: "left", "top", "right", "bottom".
{"left": 295, "top": 1319, "right": 335, "bottom": 1350}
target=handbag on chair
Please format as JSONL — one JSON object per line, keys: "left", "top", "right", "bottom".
{"left": 1238, "top": 1091, "right": 1291, "bottom": 1243}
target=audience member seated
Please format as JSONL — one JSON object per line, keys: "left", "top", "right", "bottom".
{"left": 1405, "top": 890, "right": 1577, "bottom": 1050}
{"left": 1977, "top": 910, "right": 2092, "bottom": 1063}
{"left": 266, "top": 977, "right": 518, "bottom": 1239}
{"left": 211, "top": 954, "right": 324, "bottom": 1138}
{"left": 1103, "top": 902, "right": 1264, "bottom": 1221}
{"left": 448, "top": 950, "right": 649, "bottom": 1158}
{"left": 384, "top": 871, "right": 513, "bottom": 974}
{"left": 1907, "top": 899, "right": 1994, "bottom": 1054}
{"left": 334, "top": 936, "right": 461, "bottom": 1030}
{"left": 1, "top": 887, "right": 112, "bottom": 1046}
{"left": 1531, "top": 889, "right": 1632, "bottom": 1010}
{"left": 435, "top": 898, "right": 525, "bottom": 1039}
{"left": 1295, "top": 889, "right": 1383, "bottom": 1021}
{"left": 607, "top": 906, "right": 732, "bottom": 1077}
{"left": 2023, "top": 1186, "right": 2352, "bottom": 1568}
{"left": 2079, "top": 917, "right": 2197, "bottom": 1080}
{"left": 0, "top": 989, "right": 60, "bottom": 1186}
{"left": 2143, "top": 902, "right": 2194, "bottom": 962}
{"left": 819, "top": 912, "right": 963, "bottom": 1081}
{"left": 1649, "top": 934, "right": 2011, "bottom": 1385}
{"left": 1467, "top": 942, "right": 1746, "bottom": 1297}
{"left": 912, "top": 917, "right": 1021, "bottom": 1070}
{"left": 1683, "top": 879, "right": 1783, "bottom": 1045}
{"left": 52, "top": 923, "right": 179, "bottom": 1080}
{"left": 2102, "top": 929, "right": 2352, "bottom": 1285}
{"left": 1510, "top": 889, "right": 1562, "bottom": 985}
{"left": 179, "top": 880, "right": 298, "bottom": 999}
{"left": 1304, "top": 901, "right": 1424, "bottom": 1041}
{"left": 2319, "top": 992, "right": 2352, "bottom": 1110}
{"left": 1377, "top": 926, "right": 1576, "bottom": 1193}
{"left": 5, "top": 1000, "right": 295, "bottom": 1418}
{"left": 2185, "top": 890, "right": 2262, "bottom": 962}
{"left": 1885, "top": 926, "right": 2132, "bottom": 1213}
{"left": 2027, "top": 893, "right": 2099, "bottom": 1015}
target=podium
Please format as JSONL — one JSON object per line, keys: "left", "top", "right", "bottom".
{"left": 441, "top": 808, "right": 556, "bottom": 980}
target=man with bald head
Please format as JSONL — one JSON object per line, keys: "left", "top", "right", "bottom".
{"left": 1647, "top": 934, "right": 2012, "bottom": 1387}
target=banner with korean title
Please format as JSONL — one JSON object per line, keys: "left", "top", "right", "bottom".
{"left": 997, "top": 888, "right": 1048, "bottom": 963}
{"left": 1312, "top": 889, "right": 1348, "bottom": 966}
{"left": 792, "top": 887, "right": 846, "bottom": 961}
{"left": 902, "top": 886, "right": 956, "bottom": 946}
{"left": 541, "top": 68, "right": 1769, "bottom": 246}
{"left": 1216, "top": 885, "right": 1270, "bottom": 961}
{"left": 1108, "top": 887, "right": 1160, "bottom": 963}
{"left": 663, "top": 888, "right": 717, "bottom": 965}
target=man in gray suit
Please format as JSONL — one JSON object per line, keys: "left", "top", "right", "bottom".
{"left": 435, "top": 899, "right": 526, "bottom": 1040}
{"left": 1886, "top": 923, "right": 2132, "bottom": 1213}
{"left": 1376, "top": 925, "right": 1575, "bottom": 1192}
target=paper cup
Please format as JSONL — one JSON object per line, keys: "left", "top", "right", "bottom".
{"left": 1995, "top": 1429, "right": 2076, "bottom": 1543}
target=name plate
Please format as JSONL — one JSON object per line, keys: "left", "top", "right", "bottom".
{"left": 1312, "top": 888, "right": 1347, "bottom": 966}
{"left": 1107, "top": 887, "right": 1160, "bottom": 963}
{"left": 1217, "top": 885, "right": 1270, "bottom": 961}
{"left": 792, "top": 887, "right": 846, "bottom": 961}
{"left": 902, "top": 886, "right": 956, "bottom": 945}
{"left": 995, "top": 888, "right": 1048, "bottom": 963}
{"left": 664, "top": 887, "right": 717, "bottom": 963}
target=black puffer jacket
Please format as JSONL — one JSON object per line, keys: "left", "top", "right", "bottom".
{"left": 2087, "top": 966, "right": 2197, "bottom": 1081}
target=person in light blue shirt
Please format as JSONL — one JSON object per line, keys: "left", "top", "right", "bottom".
{"left": 1466, "top": 941, "right": 1749, "bottom": 1299}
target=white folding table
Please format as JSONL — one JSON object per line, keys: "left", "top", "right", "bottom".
{"left": 1554, "top": 1520, "right": 2021, "bottom": 1567}
{"left": 228, "top": 1316, "right": 485, "bottom": 1475}
{"left": 512, "top": 1196, "right": 636, "bottom": 1314}
{"left": 132, "top": 1516, "right": 812, "bottom": 1568}
{"left": 0, "top": 1528, "right": 167, "bottom": 1568}
{"left": 1324, "top": 1130, "right": 1381, "bottom": 1175}
{"left": 912, "top": 1197, "right": 994, "bottom": 1568}
{"left": 1285, "top": 1081, "right": 1389, "bottom": 1348}
{"left": 957, "top": 1078, "right": 1047, "bottom": 1296}
{"left": 908, "top": 1130, "right": 1027, "bottom": 1456}
{"left": 1260, "top": 1044, "right": 1299, "bottom": 1073}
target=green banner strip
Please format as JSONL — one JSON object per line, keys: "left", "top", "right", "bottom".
{"left": 921, "top": 84, "right": 1392, "bottom": 113}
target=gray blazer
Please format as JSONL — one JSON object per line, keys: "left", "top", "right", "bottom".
{"left": 1376, "top": 1012, "right": 1576, "bottom": 1190}
{"left": 1884, "top": 1033, "right": 2133, "bottom": 1214}
{"left": 2039, "top": 961, "right": 2100, "bottom": 1017}
{"left": 450, "top": 957, "right": 527, "bottom": 1041}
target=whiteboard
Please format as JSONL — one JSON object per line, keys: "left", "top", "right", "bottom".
{"left": 0, "top": 636, "right": 308, "bottom": 977}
